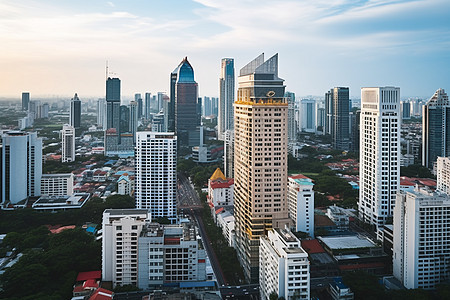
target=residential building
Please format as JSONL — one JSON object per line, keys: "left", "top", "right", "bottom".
{"left": 393, "top": 188, "right": 450, "bottom": 289}
{"left": 117, "top": 175, "right": 134, "bottom": 196}
{"left": 61, "top": 124, "right": 75, "bottom": 162}
{"left": 288, "top": 174, "right": 314, "bottom": 238}
{"left": 286, "top": 92, "right": 296, "bottom": 143}
{"left": 326, "top": 205, "right": 349, "bottom": 229}
{"left": 135, "top": 132, "right": 177, "bottom": 222}
{"left": 1, "top": 131, "right": 42, "bottom": 205}
{"left": 401, "top": 101, "right": 411, "bottom": 120}
{"left": 224, "top": 130, "right": 234, "bottom": 178}
{"left": 217, "top": 211, "right": 235, "bottom": 247}
{"left": 138, "top": 222, "right": 207, "bottom": 289}
{"left": 106, "top": 77, "right": 121, "bottom": 134}
{"left": 358, "top": 87, "right": 400, "bottom": 238}
{"left": 218, "top": 58, "right": 235, "bottom": 140}
{"left": 299, "top": 99, "right": 316, "bottom": 133}
{"left": 325, "top": 87, "right": 350, "bottom": 150}
{"left": 129, "top": 101, "right": 138, "bottom": 142}
{"left": 102, "top": 209, "right": 149, "bottom": 287}
{"left": 422, "top": 88, "right": 450, "bottom": 169}
{"left": 234, "top": 53, "right": 291, "bottom": 283}
{"left": 22, "top": 92, "right": 30, "bottom": 111}
{"left": 70, "top": 93, "right": 81, "bottom": 129}
{"left": 437, "top": 156, "right": 450, "bottom": 195}
{"left": 144, "top": 92, "right": 151, "bottom": 119}
{"left": 97, "top": 98, "right": 107, "bottom": 129}
{"left": 41, "top": 173, "right": 74, "bottom": 196}
{"left": 259, "top": 228, "right": 310, "bottom": 300}
{"left": 120, "top": 105, "right": 129, "bottom": 134}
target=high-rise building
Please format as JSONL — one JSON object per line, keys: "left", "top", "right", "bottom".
{"left": 61, "top": 124, "right": 75, "bottom": 163}
{"left": 359, "top": 87, "right": 400, "bottom": 238}
{"left": 393, "top": 188, "right": 450, "bottom": 289}
{"left": 224, "top": 129, "right": 234, "bottom": 178}
{"left": 22, "top": 92, "right": 30, "bottom": 111}
{"left": 259, "top": 228, "right": 310, "bottom": 300}
{"left": 120, "top": 105, "right": 129, "bottom": 134}
{"left": 129, "top": 101, "right": 138, "bottom": 142}
{"left": 202, "top": 96, "right": 212, "bottom": 117}
{"left": 401, "top": 100, "right": 411, "bottom": 119}
{"left": 106, "top": 77, "right": 121, "bottom": 134}
{"left": 299, "top": 99, "right": 316, "bottom": 133}
{"left": 422, "top": 88, "right": 450, "bottom": 169}
{"left": 325, "top": 87, "right": 350, "bottom": 150}
{"left": 218, "top": 58, "right": 235, "bottom": 141}
{"left": 97, "top": 98, "right": 107, "bottom": 129}
{"left": 285, "top": 92, "right": 296, "bottom": 143}
{"left": 288, "top": 174, "right": 315, "bottom": 238}
{"left": 350, "top": 110, "right": 361, "bottom": 153}
{"left": 437, "top": 157, "right": 450, "bottom": 195}
{"left": 234, "top": 53, "right": 291, "bottom": 283}
{"left": 135, "top": 93, "right": 143, "bottom": 119}
{"left": 144, "top": 92, "right": 151, "bottom": 119}
{"left": 135, "top": 132, "right": 177, "bottom": 222}
{"left": 1, "top": 131, "right": 42, "bottom": 205}
{"left": 70, "top": 93, "right": 81, "bottom": 129}
{"left": 170, "top": 57, "right": 200, "bottom": 147}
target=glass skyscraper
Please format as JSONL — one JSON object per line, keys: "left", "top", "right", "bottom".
{"left": 218, "top": 58, "right": 235, "bottom": 141}
{"left": 106, "top": 77, "right": 121, "bottom": 135}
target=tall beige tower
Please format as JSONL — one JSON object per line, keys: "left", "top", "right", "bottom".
{"left": 234, "top": 53, "right": 291, "bottom": 283}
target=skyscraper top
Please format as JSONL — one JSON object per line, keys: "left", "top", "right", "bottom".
{"left": 172, "top": 57, "right": 195, "bottom": 83}
{"left": 427, "top": 88, "right": 449, "bottom": 107}
{"left": 72, "top": 93, "right": 80, "bottom": 101}
{"left": 239, "top": 53, "right": 279, "bottom": 77}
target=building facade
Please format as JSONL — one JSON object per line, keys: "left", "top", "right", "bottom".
{"left": 208, "top": 168, "right": 234, "bottom": 208}
{"left": 22, "top": 92, "right": 30, "bottom": 111}
{"left": 224, "top": 130, "right": 235, "bottom": 179}
{"left": 1, "top": 131, "right": 42, "bottom": 205}
{"left": 358, "top": 87, "right": 400, "bottom": 238}
{"left": 218, "top": 58, "right": 235, "bottom": 140}
{"left": 299, "top": 99, "right": 316, "bottom": 133}
{"left": 106, "top": 77, "right": 121, "bottom": 134}
{"left": 97, "top": 98, "right": 107, "bottom": 129}
{"left": 61, "top": 124, "right": 75, "bottom": 162}
{"left": 259, "top": 228, "right": 310, "bottom": 300}
{"left": 422, "top": 88, "right": 450, "bottom": 169}
{"left": 393, "top": 188, "right": 450, "bottom": 289}
{"left": 135, "top": 132, "right": 177, "bottom": 222}
{"left": 234, "top": 53, "right": 291, "bottom": 283}
{"left": 70, "top": 93, "right": 81, "bottom": 129}
{"left": 437, "top": 156, "right": 450, "bottom": 195}
{"left": 325, "top": 87, "right": 350, "bottom": 150}
{"left": 41, "top": 173, "right": 74, "bottom": 196}
{"left": 287, "top": 174, "right": 314, "bottom": 238}
{"left": 286, "top": 92, "right": 296, "bottom": 143}
{"left": 129, "top": 101, "right": 138, "bottom": 142}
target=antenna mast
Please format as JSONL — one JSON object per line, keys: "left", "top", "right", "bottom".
{"left": 106, "top": 60, "right": 109, "bottom": 80}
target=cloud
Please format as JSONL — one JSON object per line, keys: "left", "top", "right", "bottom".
{"left": 107, "top": 1, "right": 115, "bottom": 8}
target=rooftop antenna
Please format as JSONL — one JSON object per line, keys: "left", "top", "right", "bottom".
{"left": 106, "top": 60, "right": 109, "bottom": 80}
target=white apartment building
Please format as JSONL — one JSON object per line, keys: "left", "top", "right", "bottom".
{"left": 224, "top": 129, "right": 234, "bottom": 178}
{"left": 217, "top": 211, "right": 235, "bottom": 247}
{"left": 102, "top": 209, "right": 149, "bottom": 287}
{"left": 288, "top": 174, "right": 314, "bottom": 238}
{"left": 437, "top": 157, "right": 450, "bottom": 195}
{"left": 359, "top": 87, "right": 400, "bottom": 238}
{"left": 97, "top": 98, "right": 107, "bottom": 129}
{"left": 260, "top": 228, "right": 310, "bottom": 300}
{"left": 393, "top": 188, "right": 450, "bottom": 289}
{"left": 135, "top": 132, "right": 177, "bottom": 222}
{"left": 117, "top": 175, "right": 134, "bottom": 196}
{"left": 138, "top": 222, "right": 207, "bottom": 289}
{"left": 41, "top": 173, "right": 74, "bottom": 196}
{"left": 208, "top": 168, "right": 234, "bottom": 208}
{"left": 61, "top": 124, "right": 75, "bottom": 162}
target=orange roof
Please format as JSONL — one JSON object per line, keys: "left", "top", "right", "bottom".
{"left": 215, "top": 207, "right": 224, "bottom": 214}
{"left": 290, "top": 174, "right": 312, "bottom": 180}
{"left": 210, "top": 168, "right": 226, "bottom": 181}
{"left": 301, "top": 239, "right": 325, "bottom": 254}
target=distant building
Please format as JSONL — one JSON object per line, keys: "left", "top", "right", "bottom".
{"left": 106, "top": 77, "right": 121, "bottom": 134}
{"left": 326, "top": 206, "right": 349, "bottom": 229}
{"left": 259, "top": 228, "right": 310, "bottom": 300}
{"left": 144, "top": 92, "right": 151, "bottom": 119}
{"left": 22, "top": 92, "right": 30, "bottom": 111}
{"left": 32, "top": 193, "right": 90, "bottom": 210}
{"left": 437, "top": 157, "right": 450, "bottom": 195}
{"left": 70, "top": 93, "right": 81, "bottom": 129}
{"left": 61, "top": 124, "right": 75, "bottom": 163}
{"left": 41, "top": 173, "right": 74, "bottom": 196}
{"left": 325, "top": 87, "right": 350, "bottom": 150}
{"left": 393, "top": 188, "right": 450, "bottom": 289}
{"left": 300, "top": 99, "right": 316, "bottom": 133}
{"left": 97, "top": 98, "right": 107, "bottom": 129}
{"left": 1, "top": 131, "right": 42, "bottom": 205}
{"left": 218, "top": 58, "right": 235, "bottom": 140}
{"left": 129, "top": 101, "right": 138, "bottom": 142}
{"left": 401, "top": 101, "right": 411, "bottom": 120}
{"left": 288, "top": 174, "right": 315, "bottom": 238}
{"left": 117, "top": 175, "right": 134, "bottom": 196}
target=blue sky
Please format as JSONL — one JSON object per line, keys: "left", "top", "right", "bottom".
{"left": 1, "top": 0, "right": 449, "bottom": 99}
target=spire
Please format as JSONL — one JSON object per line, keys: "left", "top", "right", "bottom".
{"left": 210, "top": 168, "right": 226, "bottom": 181}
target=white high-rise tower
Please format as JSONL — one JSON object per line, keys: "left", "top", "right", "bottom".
{"left": 218, "top": 58, "right": 235, "bottom": 140}
{"left": 61, "top": 124, "right": 75, "bottom": 163}
{"left": 358, "top": 87, "right": 400, "bottom": 238}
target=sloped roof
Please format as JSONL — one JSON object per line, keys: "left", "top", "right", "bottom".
{"left": 76, "top": 270, "right": 102, "bottom": 282}
{"left": 210, "top": 168, "right": 226, "bottom": 181}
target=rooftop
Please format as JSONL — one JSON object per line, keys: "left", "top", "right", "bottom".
{"left": 319, "top": 235, "right": 377, "bottom": 250}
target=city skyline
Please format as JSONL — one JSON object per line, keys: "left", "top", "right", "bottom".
{"left": 1, "top": 0, "right": 449, "bottom": 99}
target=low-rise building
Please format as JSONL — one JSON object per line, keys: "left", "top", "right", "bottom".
{"left": 117, "top": 175, "right": 134, "bottom": 196}
{"left": 216, "top": 211, "right": 235, "bottom": 248}
{"left": 288, "top": 174, "right": 314, "bottom": 237}
{"left": 41, "top": 173, "right": 74, "bottom": 196}
{"left": 329, "top": 277, "right": 354, "bottom": 300}
{"left": 259, "top": 228, "right": 310, "bottom": 300}
{"left": 326, "top": 206, "right": 349, "bottom": 229}
{"left": 32, "top": 193, "right": 90, "bottom": 210}
{"left": 207, "top": 168, "right": 234, "bottom": 209}
{"left": 437, "top": 156, "right": 450, "bottom": 195}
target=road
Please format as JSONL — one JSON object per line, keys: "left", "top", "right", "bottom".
{"left": 177, "top": 172, "right": 203, "bottom": 209}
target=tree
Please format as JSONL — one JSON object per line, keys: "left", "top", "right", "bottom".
{"left": 269, "top": 292, "right": 279, "bottom": 300}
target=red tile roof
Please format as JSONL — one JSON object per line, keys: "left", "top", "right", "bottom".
{"left": 290, "top": 174, "right": 311, "bottom": 180}
{"left": 301, "top": 239, "right": 325, "bottom": 254}
{"left": 83, "top": 279, "right": 99, "bottom": 289}
{"left": 89, "top": 288, "right": 113, "bottom": 300}
{"left": 76, "top": 270, "right": 102, "bottom": 282}
{"left": 210, "top": 178, "right": 234, "bottom": 189}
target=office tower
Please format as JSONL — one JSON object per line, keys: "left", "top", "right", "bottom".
{"left": 203, "top": 96, "right": 212, "bottom": 116}
{"left": 61, "top": 124, "right": 75, "bottom": 162}
{"left": 170, "top": 57, "right": 200, "bottom": 147}
{"left": 22, "top": 92, "right": 30, "bottom": 111}
{"left": 1, "top": 131, "right": 42, "bottom": 205}
{"left": 144, "top": 92, "right": 151, "bottom": 119}
{"left": 401, "top": 100, "right": 411, "bottom": 119}
{"left": 316, "top": 107, "right": 325, "bottom": 133}
{"left": 350, "top": 110, "right": 361, "bottom": 153}
{"left": 70, "top": 93, "right": 81, "bottom": 129}
{"left": 120, "top": 105, "right": 129, "bottom": 134}
{"left": 41, "top": 103, "right": 49, "bottom": 119}
{"left": 285, "top": 92, "right": 296, "bottom": 143}
{"left": 129, "top": 101, "right": 138, "bottom": 142}
{"left": 151, "top": 112, "right": 165, "bottom": 132}
{"left": 28, "top": 100, "right": 39, "bottom": 119}
{"left": 300, "top": 99, "right": 316, "bottom": 133}
{"left": 393, "top": 188, "right": 450, "bottom": 289}
{"left": 234, "top": 53, "right": 291, "bottom": 283}
{"left": 325, "top": 87, "right": 350, "bottom": 150}
{"left": 162, "top": 94, "right": 169, "bottom": 132}
{"left": 359, "top": 87, "right": 400, "bottom": 237}
{"left": 288, "top": 174, "right": 315, "bottom": 238}
{"left": 138, "top": 222, "right": 207, "bottom": 289}
{"left": 259, "top": 228, "right": 310, "bottom": 300}
{"left": 218, "top": 58, "right": 235, "bottom": 141}
{"left": 224, "top": 129, "right": 234, "bottom": 178}
{"left": 102, "top": 209, "right": 149, "bottom": 287}
{"left": 422, "top": 88, "right": 450, "bottom": 169}
{"left": 135, "top": 93, "right": 143, "bottom": 118}
{"left": 106, "top": 77, "right": 121, "bottom": 134}
{"left": 211, "top": 97, "right": 219, "bottom": 116}
{"left": 97, "top": 98, "right": 107, "bottom": 129}
{"left": 41, "top": 173, "right": 74, "bottom": 196}
{"left": 437, "top": 157, "right": 450, "bottom": 195}
{"left": 135, "top": 132, "right": 177, "bottom": 222}
{"left": 157, "top": 92, "right": 165, "bottom": 112}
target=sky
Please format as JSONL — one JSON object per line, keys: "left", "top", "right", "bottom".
{"left": 1, "top": 0, "right": 450, "bottom": 99}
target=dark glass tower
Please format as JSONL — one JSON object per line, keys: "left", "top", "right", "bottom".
{"left": 325, "top": 87, "right": 350, "bottom": 150}
{"left": 170, "top": 57, "right": 200, "bottom": 147}
{"left": 106, "top": 77, "right": 121, "bottom": 134}
{"left": 22, "top": 92, "right": 30, "bottom": 111}
{"left": 422, "top": 88, "right": 450, "bottom": 168}
{"left": 70, "top": 93, "right": 81, "bottom": 129}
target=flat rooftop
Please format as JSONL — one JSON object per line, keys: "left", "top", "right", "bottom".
{"left": 104, "top": 209, "right": 148, "bottom": 215}
{"left": 319, "top": 235, "right": 377, "bottom": 250}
